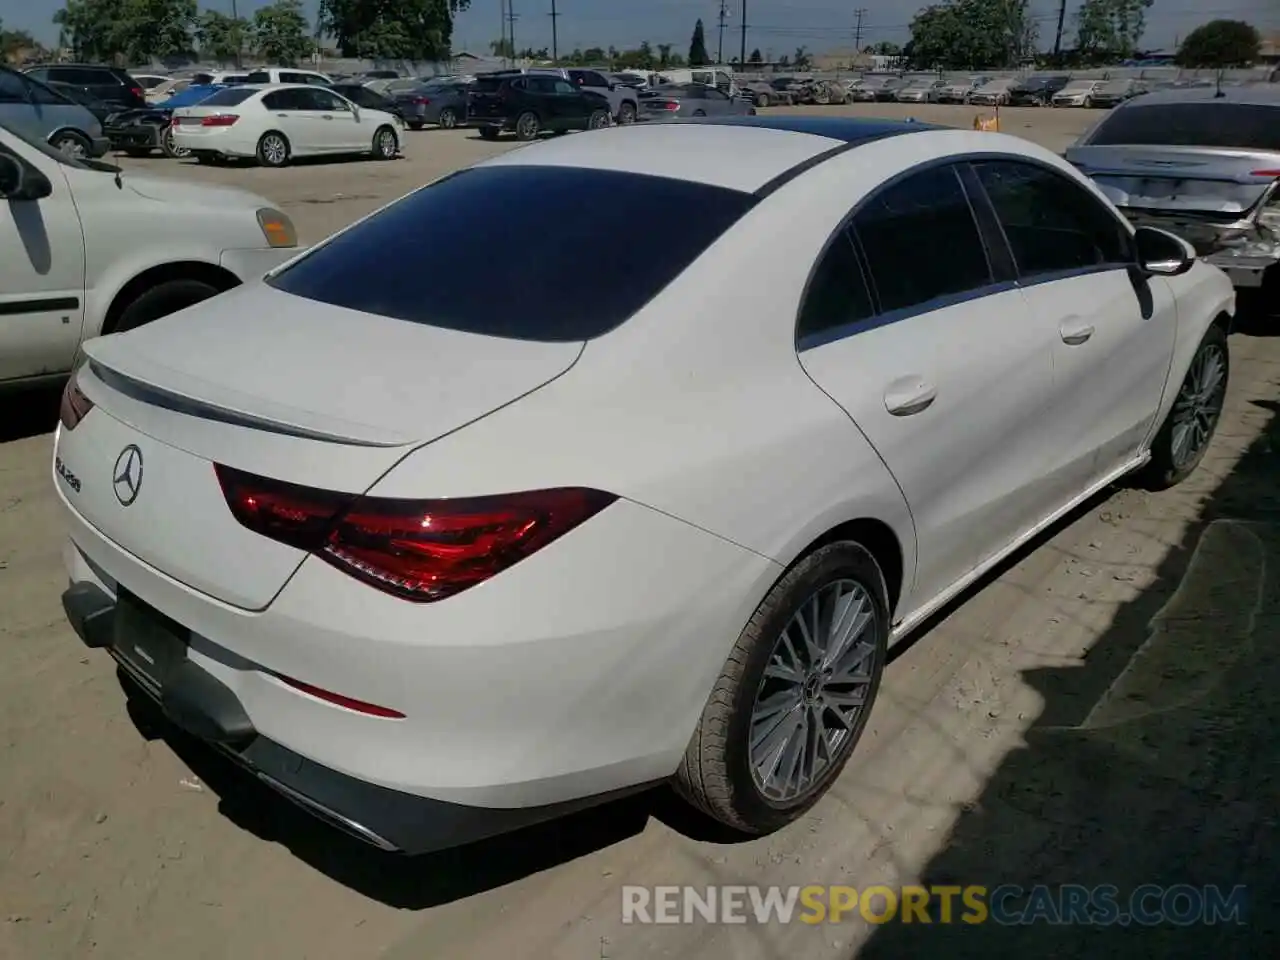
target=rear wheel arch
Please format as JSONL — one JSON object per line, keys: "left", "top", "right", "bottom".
{"left": 783, "top": 517, "right": 905, "bottom": 619}
{"left": 100, "top": 261, "right": 241, "bottom": 336}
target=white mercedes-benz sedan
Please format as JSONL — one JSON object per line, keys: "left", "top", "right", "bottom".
{"left": 53, "top": 116, "right": 1235, "bottom": 854}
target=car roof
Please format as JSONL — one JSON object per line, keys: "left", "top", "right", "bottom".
{"left": 477, "top": 115, "right": 943, "bottom": 194}
{"left": 1118, "top": 84, "right": 1280, "bottom": 107}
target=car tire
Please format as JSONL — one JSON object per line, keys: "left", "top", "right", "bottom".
{"left": 408, "top": 121, "right": 424, "bottom": 130}
{"left": 673, "top": 541, "right": 890, "bottom": 835}
{"left": 123, "top": 147, "right": 151, "bottom": 158}
{"left": 617, "top": 102, "right": 637, "bottom": 125}
{"left": 587, "top": 109, "right": 610, "bottom": 130}
{"left": 372, "top": 125, "right": 398, "bottom": 160}
{"left": 748, "top": 107, "right": 758, "bottom": 115}
{"left": 479, "top": 127, "right": 501, "bottom": 140}
{"left": 1083, "top": 96, "right": 1094, "bottom": 108}
{"left": 515, "top": 111, "right": 540, "bottom": 141}
{"left": 1138, "top": 324, "right": 1230, "bottom": 491}
{"left": 161, "top": 125, "right": 190, "bottom": 159}
{"left": 256, "top": 131, "right": 290, "bottom": 168}
{"left": 111, "top": 279, "right": 224, "bottom": 335}
{"left": 437, "top": 108, "right": 459, "bottom": 129}
{"left": 756, "top": 93, "right": 770, "bottom": 107}
{"left": 51, "top": 130, "right": 92, "bottom": 159}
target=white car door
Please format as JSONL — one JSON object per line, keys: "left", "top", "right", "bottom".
{"left": 300, "top": 87, "right": 362, "bottom": 151}
{"left": 969, "top": 158, "right": 1177, "bottom": 497}
{"left": 260, "top": 88, "right": 313, "bottom": 154}
{"left": 796, "top": 162, "right": 1059, "bottom": 608}
{"left": 0, "top": 133, "right": 86, "bottom": 382}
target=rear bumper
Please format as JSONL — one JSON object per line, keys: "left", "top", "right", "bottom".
{"left": 105, "top": 124, "right": 161, "bottom": 151}
{"left": 90, "top": 135, "right": 113, "bottom": 157}
{"left": 62, "top": 579, "right": 650, "bottom": 854}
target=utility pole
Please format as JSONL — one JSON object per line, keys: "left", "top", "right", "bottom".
{"left": 230, "top": 0, "right": 241, "bottom": 69}
{"left": 1052, "top": 0, "right": 1067, "bottom": 57}
{"left": 507, "top": 0, "right": 519, "bottom": 63}
{"left": 739, "top": 0, "right": 747, "bottom": 66}
{"left": 717, "top": 0, "right": 728, "bottom": 65}
{"left": 549, "top": 0, "right": 560, "bottom": 62}
{"left": 853, "top": 8, "right": 867, "bottom": 55}
{"left": 499, "top": 0, "right": 508, "bottom": 66}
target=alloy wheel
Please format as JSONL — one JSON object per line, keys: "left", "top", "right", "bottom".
{"left": 262, "top": 135, "right": 286, "bottom": 165}
{"left": 748, "top": 579, "right": 878, "bottom": 803}
{"left": 58, "top": 138, "right": 86, "bottom": 159}
{"left": 1170, "top": 342, "right": 1227, "bottom": 469}
{"left": 378, "top": 130, "right": 397, "bottom": 156}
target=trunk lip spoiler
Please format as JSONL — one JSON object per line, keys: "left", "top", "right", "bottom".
{"left": 84, "top": 359, "right": 410, "bottom": 449}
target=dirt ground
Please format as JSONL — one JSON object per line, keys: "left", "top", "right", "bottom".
{"left": 2, "top": 103, "right": 1277, "bottom": 959}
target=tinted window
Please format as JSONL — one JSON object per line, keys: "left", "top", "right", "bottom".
{"left": 973, "top": 160, "right": 1131, "bottom": 275}
{"left": 246, "top": 71, "right": 271, "bottom": 84}
{"left": 280, "top": 72, "right": 306, "bottom": 84}
{"left": 266, "top": 166, "right": 757, "bottom": 341}
{"left": 137, "top": 76, "right": 165, "bottom": 89}
{"left": 200, "top": 86, "right": 257, "bottom": 107}
{"left": 1089, "top": 102, "right": 1280, "bottom": 151}
{"left": 797, "top": 229, "right": 876, "bottom": 341}
{"left": 471, "top": 76, "right": 504, "bottom": 93}
{"left": 0, "top": 70, "right": 28, "bottom": 103}
{"left": 192, "top": 72, "right": 215, "bottom": 85}
{"left": 853, "top": 165, "right": 992, "bottom": 314}
{"left": 303, "top": 89, "right": 347, "bottom": 110}
{"left": 553, "top": 79, "right": 576, "bottom": 95}
{"left": 23, "top": 67, "right": 49, "bottom": 81}
{"left": 31, "top": 79, "right": 72, "bottom": 105}
{"left": 57, "top": 68, "right": 107, "bottom": 85}
{"left": 682, "top": 85, "right": 706, "bottom": 99}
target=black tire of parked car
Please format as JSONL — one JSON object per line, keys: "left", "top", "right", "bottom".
{"left": 587, "top": 109, "right": 610, "bottom": 130}
{"left": 161, "top": 125, "right": 189, "bottom": 159}
{"left": 617, "top": 102, "right": 636, "bottom": 125}
{"left": 1138, "top": 323, "right": 1230, "bottom": 491}
{"left": 408, "top": 121, "right": 424, "bottom": 130}
{"left": 756, "top": 93, "right": 770, "bottom": 107}
{"left": 673, "top": 540, "right": 890, "bottom": 835}
{"left": 437, "top": 107, "right": 459, "bottom": 129}
{"left": 479, "top": 127, "right": 501, "bottom": 140}
{"left": 256, "top": 131, "right": 291, "bottom": 168}
{"left": 50, "top": 130, "right": 92, "bottom": 159}
{"left": 123, "top": 147, "right": 152, "bottom": 158}
{"left": 515, "top": 111, "right": 540, "bottom": 141}
{"left": 372, "top": 126, "right": 398, "bottom": 160}
{"left": 112, "top": 279, "right": 223, "bottom": 334}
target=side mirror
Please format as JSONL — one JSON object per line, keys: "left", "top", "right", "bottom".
{"left": 1134, "top": 225, "right": 1197, "bottom": 277}
{"left": 0, "top": 153, "right": 50, "bottom": 201}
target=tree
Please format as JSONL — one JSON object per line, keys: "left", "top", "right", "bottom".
{"left": 319, "top": 0, "right": 469, "bottom": 60}
{"left": 748, "top": 48, "right": 762, "bottom": 63}
{"left": 688, "top": 18, "right": 709, "bottom": 65}
{"left": 1175, "top": 19, "right": 1261, "bottom": 68}
{"left": 489, "top": 37, "right": 514, "bottom": 58}
{"left": 54, "top": 0, "right": 196, "bottom": 62}
{"left": 0, "top": 21, "right": 42, "bottom": 63}
{"left": 793, "top": 45, "right": 811, "bottom": 69}
{"left": 1074, "top": 0, "right": 1153, "bottom": 63}
{"left": 252, "top": 0, "right": 311, "bottom": 65}
{"left": 907, "top": 0, "right": 1036, "bottom": 69}
{"left": 196, "top": 10, "right": 247, "bottom": 63}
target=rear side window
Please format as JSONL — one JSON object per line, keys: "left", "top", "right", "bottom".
{"left": 199, "top": 87, "right": 257, "bottom": 107}
{"left": 797, "top": 229, "right": 876, "bottom": 343}
{"left": 267, "top": 165, "right": 757, "bottom": 341}
{"left": 853, "top": 165, "right": 992, "bottom": 314}
{"left": 471, "top": 76, "right": 504, "bottom": 93}
{"left": 262, "top": 89, "right": 304, "bottom": 110}
{"left": 972, "top": 160, "right": 1132, "bottom": 276}
{"left": 246, "top": 71, "right": 271, "bottom": 84}
{"left": 1088, "top": 102, "right": 1280, "bottom": 151}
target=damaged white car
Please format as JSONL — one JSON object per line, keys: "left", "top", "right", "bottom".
{"left": 1066, "top": 85, "right": 1280, "bottom": 305}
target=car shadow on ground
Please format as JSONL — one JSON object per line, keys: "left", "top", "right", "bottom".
{"left": 856, "top": 396, "right": 1280, "bottom": 956}
{"left": 0, "top": 382, "right": 62, "bottom": 444}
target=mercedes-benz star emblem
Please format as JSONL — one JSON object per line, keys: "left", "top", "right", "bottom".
{"left": 112, "top": 445, "right": 144, "bottom": 507}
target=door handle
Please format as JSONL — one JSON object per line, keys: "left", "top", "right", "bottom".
{"left": 322, "top": 114, "right": 333, "bottom": 120}
{"left": 884, "top": 377, "right": 938, "bottom": 417}
{"left": 1059, "top": 319, "right": 1095, "bottom": 345}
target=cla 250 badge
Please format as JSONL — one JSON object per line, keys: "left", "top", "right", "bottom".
{"left": 55, "top": 456, "right": 81, "bottom": 493}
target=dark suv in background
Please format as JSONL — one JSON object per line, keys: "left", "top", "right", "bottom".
{"left": 467, "top": 72, "right": 612, "bottom": 140}
{"left": 23, "top": 64, "right": 147, "bottom": 110}
{"left": 1008, "top": 74, "right": 1071, "bottom": 106}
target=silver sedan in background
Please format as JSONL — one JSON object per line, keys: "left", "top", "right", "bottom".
{"left": 638, "top": 83, "right": 756, "bottom": 120}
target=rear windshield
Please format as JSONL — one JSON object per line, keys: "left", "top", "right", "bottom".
{"left": 1089, "top": 102, "right": 1280, "bottom": 151}
{"left": 199, "top": 87, "right": 256, "bottom": 106}
{"left": 266, "top": 165, "right": 757, "bottom": 341}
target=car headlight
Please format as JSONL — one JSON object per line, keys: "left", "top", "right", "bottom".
{"left": 256, "top": 207, "right": 298, "bottom": 248}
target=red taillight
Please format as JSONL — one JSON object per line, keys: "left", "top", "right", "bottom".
{"left": 130, "top": 86, "right": 144, "bottom": 100}
{"left": 1251, "top": 169, "right": 1280, "bottom": 177}
{"left": 277, "top": 675, "right": 405, "bottom": 718}
{"left": 663, "top": 102, "right": 680, "bottom": 111}
{"left": 413, "top": 96, "right": 431, "bottom": 105}
{"left": 59, "top": 370, "right": 94, "bottom": 431}
{"left": 214, "top": 465, "right": 616, "bottom": 602}
{"left": 201, "top": 114, "right": 239, "bottom": 127}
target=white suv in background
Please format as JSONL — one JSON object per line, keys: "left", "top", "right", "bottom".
{"left": 0, "top": 122, "right": 302, "bottom": 389}
{"left": 244, "top": 68, "right": 332, "bottom": 87}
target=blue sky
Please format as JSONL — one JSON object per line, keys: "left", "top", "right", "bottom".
{"left": 1, "top": 0, "right": 1276, "bottom": 55}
